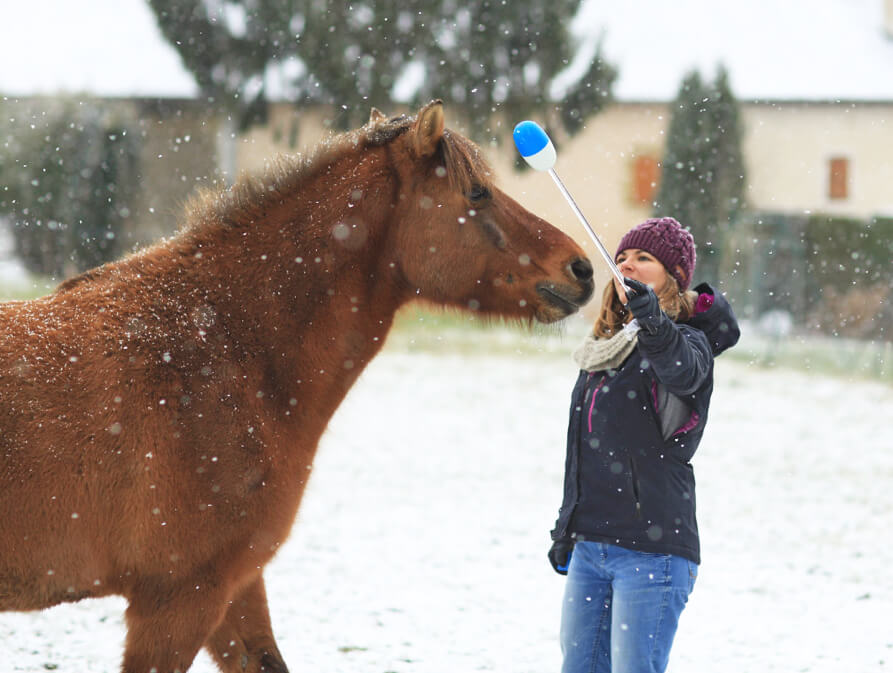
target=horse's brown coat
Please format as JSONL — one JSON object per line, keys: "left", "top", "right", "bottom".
{"left": 0, "top": 102, "right": 593, "bottom": 672}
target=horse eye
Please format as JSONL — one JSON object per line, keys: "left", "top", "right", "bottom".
{"left": 467, "top": 185, "right": 491, "bottom": 202}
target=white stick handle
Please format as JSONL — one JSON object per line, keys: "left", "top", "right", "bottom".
{"left": 547, "top": 169, "right": 629, "bottom": 290}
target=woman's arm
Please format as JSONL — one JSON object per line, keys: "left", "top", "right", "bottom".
{"left": 639, "top": 322, "right": 712, "bottom": 395}
{"left": 625, "top": 278, "right": 712, "bottom": 395}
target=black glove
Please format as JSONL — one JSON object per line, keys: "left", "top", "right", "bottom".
{"left": 623, "top": 277, "right": 663, "bottom": 335}
{"left": 548, "top": 539, "right": 574, "bottom": 575}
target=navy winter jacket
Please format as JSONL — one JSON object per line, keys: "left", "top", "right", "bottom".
{"left": 552, "top": 283, "right": 740, "bottom": 564}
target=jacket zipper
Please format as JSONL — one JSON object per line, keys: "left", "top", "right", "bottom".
{"left": 563, "top": 373, "right": 602, "bottom": 539}
{"left": 580, "top": 374, "right": 642, "bottom": 522}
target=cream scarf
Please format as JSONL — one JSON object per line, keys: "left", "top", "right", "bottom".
{"left": 573, "top": 319, "right": 641, "bottom": 372}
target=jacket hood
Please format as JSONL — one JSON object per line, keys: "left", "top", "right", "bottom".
{"left": 686, "top": 282, "right": 740, "bottom": 356}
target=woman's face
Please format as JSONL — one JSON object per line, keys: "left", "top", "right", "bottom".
{"left": 614, "top": 248, "right": 669, "bottom": 304}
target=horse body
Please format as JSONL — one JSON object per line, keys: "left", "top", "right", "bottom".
{"left": 0, "top": 102, "right": 593, "bottom": 672}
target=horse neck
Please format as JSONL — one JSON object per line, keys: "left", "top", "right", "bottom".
{"left": 179, "top": 149, "right": 408, "bottom": 418}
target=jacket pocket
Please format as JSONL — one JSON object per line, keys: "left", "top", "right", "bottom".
{"left": 586, "top": 375, "right": 607, "bottom": 433}
{"left": 629, "top": 457, "right": 642, "bottom": 519}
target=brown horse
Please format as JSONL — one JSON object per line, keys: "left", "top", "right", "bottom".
{"left": 0, "top": 101, "right": 593, "bottom": 672}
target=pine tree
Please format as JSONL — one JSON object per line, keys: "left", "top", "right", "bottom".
{"left": 147, "top": 0, "right": 616, "bottom": 141}
{"left": 710, "top": 66, "right": 747, "bottom": 228}
{"left": 654, "top": 67, "right": 747, "bottom": 283}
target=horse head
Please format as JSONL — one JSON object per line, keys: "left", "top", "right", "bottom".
{"left": 377, "top": 101, "right": 594, "bottom": 323}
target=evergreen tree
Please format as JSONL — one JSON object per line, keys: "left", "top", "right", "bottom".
{"left": 147, "top": 0, "right": 616, "bottom": 141}
{"left": 710, "top": 66, "right": 747, "bottom": 226}
{"left": 0, "top": 98, "right": 141, "bottom": 278}
{"left": 654, "top": 66, "right": 747, "bottom": 283}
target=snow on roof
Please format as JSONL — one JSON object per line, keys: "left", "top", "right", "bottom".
{"left": 1, "top": 0, "right": 891, "bottom": 102}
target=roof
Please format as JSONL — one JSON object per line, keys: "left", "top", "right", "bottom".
{"left": 1, "top": 0, "right": 891, "bottom": 102}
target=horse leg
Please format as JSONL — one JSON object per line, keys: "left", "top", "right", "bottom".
{"left": 122, "top": 581, "right": 229, "bottom": 673}
{"left": 204, "top": 575, "right": 288, "bottom": 673}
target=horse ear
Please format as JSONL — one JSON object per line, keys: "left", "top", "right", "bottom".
{"left": 412, "top": 99, "right": 444, "bottom": 158}
{"left": 369, "top": 107, "right": 387, "bottom": 124}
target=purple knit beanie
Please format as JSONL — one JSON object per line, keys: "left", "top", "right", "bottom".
{"left": 615, "top": 217, "right": 696, "bottom": 290}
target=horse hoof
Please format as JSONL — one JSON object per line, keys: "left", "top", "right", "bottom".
{"left": 260, "top": 651, "right": 289, "bottom": 673}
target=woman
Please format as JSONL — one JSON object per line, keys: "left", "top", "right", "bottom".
{"left": 549, "top": 217, "right": 740, "bottom": 673}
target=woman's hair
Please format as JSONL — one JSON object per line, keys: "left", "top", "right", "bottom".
{"left": 592, "top": 274, "right": 697, "bottom": 339}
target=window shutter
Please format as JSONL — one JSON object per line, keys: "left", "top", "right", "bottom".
{"left": 829, "top": 157, "right": 849, "bottom": 200}
{"left": 632, "top": 155, "right": 660, "bottom": 205}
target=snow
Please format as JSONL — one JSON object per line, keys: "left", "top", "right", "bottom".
{"left": 1, "top": 0, "right": 891, "bottom": 101}
{"left": 1, "top": 330, "right": 891, "bottom": 672}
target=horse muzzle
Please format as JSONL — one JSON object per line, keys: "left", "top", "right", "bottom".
{"left": 532, "top": 256, "right": 595, "bottom": 321}
{"left": 535, "top": 285, "right": 594, "bottom": 325}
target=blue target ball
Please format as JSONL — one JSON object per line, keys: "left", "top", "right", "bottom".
{"left": 513, "top": 120, "right": 557, "bottom": 171}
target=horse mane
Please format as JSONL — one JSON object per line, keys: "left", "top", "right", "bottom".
{"left": 54, "top": 267, "right": 104, "bottom": 293}
{"left": 181, "top": 111, "right": 494, "bottom": 233}
{"left": 51, "top": 108, "right": 497, "bottom": 297}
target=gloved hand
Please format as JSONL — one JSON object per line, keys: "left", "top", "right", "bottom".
{"left": 623, "top": 277, "right": 663, "bottom": 335}
{"left": 548, "top": 538, "right": 574, "bottom": 575}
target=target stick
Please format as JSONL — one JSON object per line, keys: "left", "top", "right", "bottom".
{"left": 513, "top": 121, "right": 629, "bottom": 291}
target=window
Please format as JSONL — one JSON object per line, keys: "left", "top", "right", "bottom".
{"left": 828, "top": 156, "right": 849, "bottom": 200}
{"left": 632, "top": 155, "right": 660, "bottom": 205}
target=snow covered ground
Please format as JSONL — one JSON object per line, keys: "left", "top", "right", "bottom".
{"left": 1, "top": 330, "right": 891, "bottom": 672}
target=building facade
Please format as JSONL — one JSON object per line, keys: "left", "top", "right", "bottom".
{"left": 234, "top": 99, "right": 893, "bottom": 297}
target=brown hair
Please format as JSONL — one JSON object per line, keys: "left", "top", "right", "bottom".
{"left": 592, "top": 273, "right": 697, "bottom": 338}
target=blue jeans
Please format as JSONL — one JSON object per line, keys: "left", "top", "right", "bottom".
{"left": 560, "top": 541, "right": 697, "bottom": 673}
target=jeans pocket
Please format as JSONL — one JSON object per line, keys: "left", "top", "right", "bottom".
{"left": 687, "top": 561, "right": 699, "bottom": 593}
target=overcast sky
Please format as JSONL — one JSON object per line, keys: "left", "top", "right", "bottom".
{"left": 0, "top": 0, "right": 891, "bottom": 101}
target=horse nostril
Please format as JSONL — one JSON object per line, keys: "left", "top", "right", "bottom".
{"left": 570, "top": 257, "right": 593, "bottom": 282}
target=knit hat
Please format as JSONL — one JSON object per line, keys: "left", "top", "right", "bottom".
{"left": 615, "top": 217, "right": 696, "bottom": 290}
